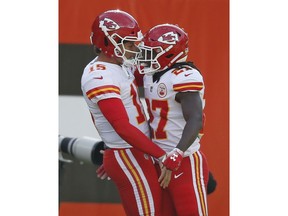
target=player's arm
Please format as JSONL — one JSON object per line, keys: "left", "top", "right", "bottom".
{"left": 161, "top": 91, "right": 202, "bottom": 172}
{"left": 98, "top": 98, "right": 165, "bottom": 158}
{"left": 175, "top": 91, "right": 203, "bottom": 152}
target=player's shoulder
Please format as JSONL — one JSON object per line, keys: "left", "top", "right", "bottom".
{"left": 83, "top": 59, "right": 119, "bottom": 75}
{"left": 170, "top": 66, "right": 203, "bottom": 85}
{"left": 168, "top": 62, "right": 204, "bottom": 92}
{"left": 82, "top": 59, "right": 120, "bottom": 88}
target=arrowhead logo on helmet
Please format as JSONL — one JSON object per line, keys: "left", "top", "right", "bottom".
{"left": 158, "top": 32, "right": 179, "bottom": 45}
{"left": 99, "top": 18, "right": 120, "bottom": 31}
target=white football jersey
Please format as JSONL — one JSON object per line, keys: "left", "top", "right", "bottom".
{"left": 143, "top": 66, "right": 205, "bottom": 156}
{"left": 81, "top": 58, "right": 149, "bottom": 149}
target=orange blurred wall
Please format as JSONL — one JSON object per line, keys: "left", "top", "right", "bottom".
{"left": 59, "top": 0, "right": 229, "bottom": 215}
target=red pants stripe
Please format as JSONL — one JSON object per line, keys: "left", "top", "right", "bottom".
{"left": 104, "top": 148, "right": 162, "bottom": 216}
{"left": 191, "top": 151, "right": 208, "bottom": 216}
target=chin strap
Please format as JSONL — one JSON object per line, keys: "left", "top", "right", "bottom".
{"left": 121, "top": 63, "right": 135, "bottom": 78}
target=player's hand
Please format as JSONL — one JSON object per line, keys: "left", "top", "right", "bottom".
{"left": 96, "top": 164, "right": 110, "bottom": 180}
{"left": 158, "top": 165, "right": 172, "bottom": 189}
{"left": 96, "top": 150, "right": 110, "bottom": 180}
{"left": 162, "top": 148, "right": 184, "bottom": 171}
{"left": 157, "top": 154, "right": 171, "bottom": 188}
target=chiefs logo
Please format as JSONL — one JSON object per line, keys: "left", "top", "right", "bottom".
{"left": 99, "top": 18, "right": 120, "bottom": 31}
{"left": 158, "top": 32, "right": 179, "bottom": 45}
{"left": 157, "top": 83, "right": 167, "bottom": 98}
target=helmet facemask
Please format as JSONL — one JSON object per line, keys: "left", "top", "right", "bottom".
{"left": 136, "top": 42, "right": 174, "bottom": 74}
{"left": 114, "top": 34, "right": 142, "bottom": 66}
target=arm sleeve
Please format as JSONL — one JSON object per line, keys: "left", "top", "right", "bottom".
{"left": 98, "top": 98, "right": 165, "bottom": 158}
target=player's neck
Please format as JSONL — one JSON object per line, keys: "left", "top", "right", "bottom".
{"left": 97, "top": 53, "right": 122, "bottom": 65}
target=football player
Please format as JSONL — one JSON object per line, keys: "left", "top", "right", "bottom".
{"left": 136, "top": 24, "right": 209, "bottom": 216}
{"left": 81, "top": 10, "right": 170, "bottom": 216}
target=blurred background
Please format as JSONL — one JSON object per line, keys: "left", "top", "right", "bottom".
{"left": 59, "top": 0, "right": 229, "bottom": 215}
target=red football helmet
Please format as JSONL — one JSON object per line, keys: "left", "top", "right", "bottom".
{"left": 136, "top": 24, "right": 189, "bottom": 74}
{"left": 90, "top": 10, "right": 143, "bottom": 65}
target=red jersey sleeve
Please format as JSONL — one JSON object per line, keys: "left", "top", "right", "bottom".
{"left": 98, "top": 98, "right": 165, "bottom": 158}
